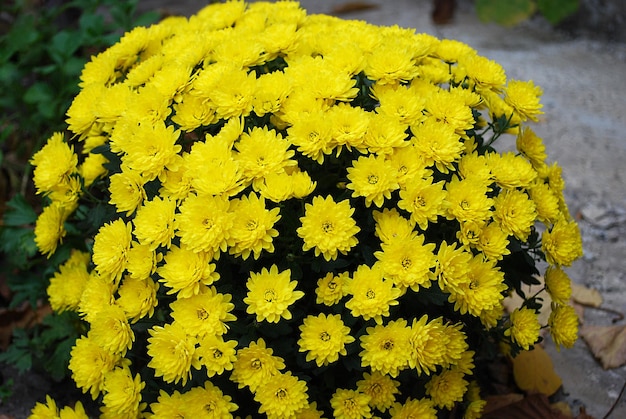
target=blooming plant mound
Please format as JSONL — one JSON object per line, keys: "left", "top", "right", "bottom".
{"left": 29, "top": 1, "right": 583, "bottom": 418}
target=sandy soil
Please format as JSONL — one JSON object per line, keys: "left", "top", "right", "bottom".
{"left": 2, "top": 0, "right": 625, "bottom": 417}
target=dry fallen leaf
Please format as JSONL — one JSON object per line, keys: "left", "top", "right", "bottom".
{"left": 0, "top": 302, "right": 52, "bottom": 350}
{"left": 483, "top": 392, "right": 570, "bottom": 419}
{"left": 571, "top": 283, "right": 603, "bottom": 307}
{"left": 484, "top": 393, "right": 524, "bottom": 414}
{"left": 512, "top": 345, "right": 562, "bottom": 396}
{"left": 580, "top": 324, "right": 626, "bottom": 369}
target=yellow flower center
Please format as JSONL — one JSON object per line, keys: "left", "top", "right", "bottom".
{"left": 320, "top": 331, "right": 331, "bottom": 342}
{"left": 197, "top": 308, "right": 209, "bottom": 320}
{"left": 322, "top": 221, "right": 334, "bottom": 233}
{"left": 368, "top": 174, "right": 379, "bottom": 184}
{"left": 366, "top": 289, "right": 376, "bottom": 299}
{"left": 264, "top": 289, "right": 277, "bottom": 302}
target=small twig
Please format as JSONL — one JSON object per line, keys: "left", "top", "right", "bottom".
{"left": 602, "top": 379, "right": 626, "bottom": 419}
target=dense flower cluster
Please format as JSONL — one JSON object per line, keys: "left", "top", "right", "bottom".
{"left": 29, "top": 1, "right": 583, "bottom": 417}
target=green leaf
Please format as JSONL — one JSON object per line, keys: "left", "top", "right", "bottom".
{"left": 48, "top": 30, "right": 83, "bottom": 64}
{"left": 537, "top": 0, "right": 579, "bottom": 24}
{"left": 475, "top": 0, "right": 536, "bottom": 26}
{"left": 23, "top": 82, "right": 54, "bottom": 106}
{"left": 2, "top": 194, "right": 38, "bottom": 226}
{"left": 0, "top": 329, "right": 33, "bottom": 373}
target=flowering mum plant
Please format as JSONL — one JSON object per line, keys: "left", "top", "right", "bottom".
{"left": 28, "top": 1, "right": 584, "bottom": 418}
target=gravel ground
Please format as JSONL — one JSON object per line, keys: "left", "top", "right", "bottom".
{"left": 2, "top": 0, "right": 625, "bottom": 417}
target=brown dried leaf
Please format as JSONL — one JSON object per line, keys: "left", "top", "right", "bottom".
{"left": 0, "top": 302, "right": 52, "bottom": 350}
{"left": 580, "top": 324, "right": 626, "bottom": 369}
{"left": 483, "top": 393, "right": 570, "bottom": 419}
{"left": 512, "top": 346, "right": 562, "bottom": 396}
{"left": 571, "top": 283, "right": 603, "bottom": 307}
{"left": 432, "top": 0, "right": 456, "bottom": 24}
{"left": 484, "top": 393, "right": 524, "bottom": 414}
{"left": 331, "top": 2, "right": 379, "bottom": 15}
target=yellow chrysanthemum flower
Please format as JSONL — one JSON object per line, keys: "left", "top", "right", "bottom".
{"left": 58, "top": 401, "right": 89, "bottom": 419}
{"left": 235, "top": 126, "right": 296, "bottom": 185}
{"left": 255, "top": 371, "right": 309, "bottom": 419}
{"left": 108, "top": 168, "right": 146, "bottom": 216}
{"left": 345, "top": 264, "right": 402, "bottom": 324}
{"left": 493, "top": 189, "right": 537, "bottom": 241}
{"left": 542, "top": 218, "right": 584, "bottom": 267}
{"left": 475, "top": 222, "right": 511, "bottom": 261}
{"left": 365, "top": 43, "right": 419, "bottom": 85}
{"left": 227, "top": 192, "right": 281, "bottom": 260}
{"left": 549, "top": 303, "right": 579, "bottom": 350}
{"left": 298, "top": 313, "right": 355, "bottom": 367}
{"left": 488, "top": 151, "right": 537, "bottom": 190}
{"left": 398, "top": 177, "right": 447, "bottom": 230}
{"left": 505, "top": 307, "right": 541, "bottom": 350}
{"left": 69, "top": 336, "right": 121, "bottom": 399}
{"left": 372, "top": 83, "right": 425, "bottom": 126}
{"left": 432, "top": 241, "right": 472, "bottom": 296}
{"left": 79, "top": 152, "right": 108, "bottom": 187}
{"left": 181, "top": 381, "right": 239, "bottom": 418}
{"left": 47, "top": 256, "right": 90, "bottom": 313}
{"left": 356, "top": 371, "right": 400, "bottom": 413}
{"left": 102, "top": 366, "right": 145, "bottom": 417}
{"left": 412, "top": 119, "right": 464, "bottom": 173}
{"left": 231, "top": 338, "right": 285, "bottom": 391}
{"left": 462, "top": 54, "right": 506, "bottom": 92}
{"left": 346, "top": 154, "right": 399, "bottom": 208}
{"left": 78, "top": 272, "right": 115, "bottom": 323}
{"left": 196, "top": 334, "right": 238, "bottom": 378}
{"left": 372, "top": 208, "right": 416, "bottom": 244}
{"left": 148, "top": 389, "right": 186, "bottom": 418}
{"left": 529, "top": 181, "right": 561, "bottom": 225}
{"left": 374, "top": 234, "right": 436, "bottom": 291}
{"left": 285, "top": 109, "right": 333, "bottom": 164}
{"left": 359, "top": 319, "right": 412, "bottom": 377}
{"left": 516, "top": 127, "right": 547, "bottom": 169}
{"left": 29, "top": 395, "right": 59, "bottom": 419}
{"left": 176, "top": 193, "right": 234, "bottom": 254}
{"left": 132, "top": 196, "right": 177, "bottom": 250}
{"left": 186, "top": 140, "right": 245, "bottom": 197}
{"left": 389, "top": 397, "right": 437, "bottom": 419}
{"left": 116, "top": 274, "right": 158, "bottom": 323}
{"left": 157, "top": 245, "right": 219, "bottom": 298}
{"left": 147, "top": 322, "right": 200, "bottom": 385}
{"left": 170, "top": 286, "right": 236, "bottom": 337}
{"left": 297, "top": 195, "right": 360, "bottom": 261}
{"left": 244, "top": 265, "right": 304, "bottom": 323}
{"left": 409, "top": 315, "right": 447, "bottom": 375}
{"left": 445, "top": 177, "right": 493, "bottom": 224}
{"left": 504, "top": 79, "right": 543, "bottom": 122}
{"left": 385, "top": 143, "right": 432, "bottom": 188}
{"left": 315, "top": 272, "right": 350, "bottom": 306}
{"left": 208, "top": 66, "right": 256, "bottom": 119}
{"left": 425, "top": 369, "right": 469, "bottom": 410}
{"left": 125, "top": 241, "right": 160, "bottom": 281}
{"left": 34, "top": 201, "right": 70, "bottom": 257}
{"left": 31, "top": 132, "right": 78, "bottom": 195}
{"left": 448, "top": 255, "right": 506, "bottom": 317}
{"left": 327, "top": 102, "right": 370, "bottom": 152}
{"left": 362, "top": 112, "right": 409, "bottom": 155}
{"left": 544, "top": 266, "right": 573, "bottom": 305}
{"left": 330, "top": 388, "right": 372, "bottom": 419}
{"left": 88, "top": 304, "right": 134, "bottom": 355}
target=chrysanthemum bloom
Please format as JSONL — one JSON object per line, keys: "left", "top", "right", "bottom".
{"left": 297, "top": 195, "right": 360, "bottom": 261}
{"left": 47, "top": 259, "right": 90, "bottom": 313}
{"left": 411, "top": 119, "right": 464, "bottom": 173}
{"left": 132, "top": 195, "right": 177, "bottom": 250}
{"left": 108, "top": 168, "right": 146, "bottom": 216}
{"left": 457, "top": 152, "right": 492, "bottom": 188}
{"left": 77, "top": 272, "right": 115, "bottom": 322}
{"left": 544, "top": 266, "right": 573, "bottom": 305}
{"left": 244, "top": 265, "right": 304, "bottom": 323}
{"left": 69, "top": 336, "right": 121, "bottom": 399}
{"left": 330, "top": 388, "right": 372, "bottom": 419}
{"left": 409, "top": 315, "right": 447, "bottom": 375}
{"left": 157, "top": 245, "right": 219, "bottom": 298}
{"left": 92, "top": 219, "right": 133, "bottom": 282}
{"left": 286, "top": 109, "right": 333, "bottom": 163}
{"left": 170, "top": 286, "right": 236, "bottom": 337}
{"left": 549, "top": 303, "right": 579, "bottom": 350}
{"left": 34, "top": 201, "right": 70, "bottom": 257}
{"left": 227, "top": 192, "right": 281, "bottom": 259}
{"left": 102, "top": 366, "right": 145, "bottom": 416}
{"left": 388, "top": 397, "right": 437, "bottom": 419}
{"left": 117, "top": 275, "right": 159, "bottom": 323}
{"left": 359, "top": 319, "right": 412, "bottom": 377}
{"left": 529, "top": 181, "right": 561, "bottom": 224}
{"left": 298, "top": 313, "right": 355, "bottom": 367}
{"left": 295, "top": 402, "right": 325, "bottom": 419}
{"left": 493, "top": 189, "right": 537, "bottom": 241}
{"left": 196, "top": 334, "right": 238, "bottom": 377}
{"left": 504, "top": 80, "right": 543, "bottom": 122}
{"left": 374, "top": 235, "right": 436, "bottom": 291}
{"left": 180, "top": 381, "right": 239, "bottom": 418}
{"left": 88, "top": 304, "right": 134, "bottom": 355}
{"left": 345, "top": 264, "right": 402, "bottom": 324}
{"left": 148, "top": 390, "right": 187, "bottom": 418}
{"left": 147, "top": 322, "right": 200, "bottom": 385}
{"left": 516, "top": 127, "right": 547, "bottom": 169}
{"left": 444, "top": 177, "right": 493, "bottom": 224}
{"left": 231, "top": 338, "right": 285, "bottom": 391}
{"left": 487, "top": 151, "right": 537, "bottom": 190}
{"left": 373, "top": 208, "right": 416, "bottom": 244}
{"left": 372, "top": 83, "right": 425, "bottom": 126}
{"left": 362, "top": 112, "right": 409, "bottom": 155}
{"left": 58, "top": 402, "right": 88, "bottom": 419}
{"left": 175, "top": 193, "right": 234, "bottom": 254}
{"left": 447, "top": 256, "right": 506, "bottom": 317}
{"left": 462, "top": 54, "right": 506, "bottom": 93}
{"left": 425, "top": 369, "right": 469, "bottom": 410}
{"left": 463, "top": 381, "right": 487, "bottom": 419}
{"left": 31, "top": 132, "right": 78, "bottom": 195}
{"left": 475, "top": 222, "right": 511, "bottom": 261}
{"left": 398, "top": 177, "right": 447, "bottom": 230}
{"left": 386, "top": 143, "right": 431, "bottom": 188}
{"left": 346, "top": 154, "right": 399, "bottom": 207}
{"left": 439, "top": 323, "right": 470, "bottom": 368}
{"left": 186, "top": 138, "right": 245, "bottom": 198}
{"left": 315, "top": 272, "right": 349, "bottom": 306}
{"left": 356, "top": 371, "right": 400, "bottom": 413}
{"left": 235, "top": 126, "right": 296, "bottom": 185}
{"left": 505, "top": 307, "right": 541, "bottom": 350}
{"left": 542, "top": 218, "right": 584, "bottom": 267}
{"left": 254, "top": 371, "right": 309, "bottom": 419}
{"left": 29, "top": 395, "right": 59, "bottom": 419}
{"left": 125, "top": 241, "right": 160, "bottom": 280}
{"left": 432, "top": 241, "right": 472, "bottom": 296}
